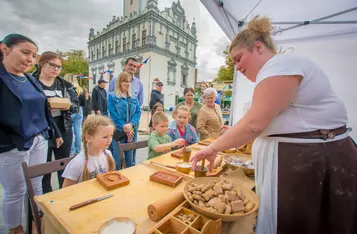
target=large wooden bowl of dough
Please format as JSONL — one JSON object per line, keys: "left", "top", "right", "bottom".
{"left": 183, "top": 177, "right": 259, "bottom": 222}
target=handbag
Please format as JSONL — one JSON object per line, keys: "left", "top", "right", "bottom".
{"left": 113, "top": 97, "right": 131, "bottom": 142}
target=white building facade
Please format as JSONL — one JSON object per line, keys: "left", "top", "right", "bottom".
{"left": 88, "top": 0, "right": 198, "bottom": 110}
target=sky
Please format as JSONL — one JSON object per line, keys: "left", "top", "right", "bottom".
{"left": 0, "top": 0, "right": 230, "bottom": 81}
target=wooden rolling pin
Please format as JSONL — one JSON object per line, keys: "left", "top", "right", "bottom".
{"left": 147, "top": 191, "right": 185, "bottom": 221}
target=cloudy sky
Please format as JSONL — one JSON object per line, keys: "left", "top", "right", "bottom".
{"left": 0, "top": 0, "right": 230, "bottom": 81}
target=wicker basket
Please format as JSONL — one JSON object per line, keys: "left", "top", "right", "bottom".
{"left": 223, "top": 154, "right": 255, "bottom": 177}
{"left": 183, "top": 177, "right": 259, "bottom": 222}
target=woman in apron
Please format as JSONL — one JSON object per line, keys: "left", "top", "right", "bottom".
{"left": 191, "top": 16, "right": 357, "bottom": 234}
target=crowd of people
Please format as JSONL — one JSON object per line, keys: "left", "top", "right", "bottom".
{"left": 0, "top": 33, "right": 227, "bottom": 233}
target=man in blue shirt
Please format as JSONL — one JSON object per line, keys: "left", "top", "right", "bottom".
{"left": 109, "top": 57, "right": 143, "bottom": 106}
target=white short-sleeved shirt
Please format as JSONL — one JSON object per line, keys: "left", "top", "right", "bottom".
{"left": 62, "top": 150, "right": 111, "bottom": 183}
{"left": 255, "top": 54, "right": 348, "bottom": 136}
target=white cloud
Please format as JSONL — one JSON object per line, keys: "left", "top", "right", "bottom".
{"left": 0, "top": 0, "right": 228, "bottom": 81}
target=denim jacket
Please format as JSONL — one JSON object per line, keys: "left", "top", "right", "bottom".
{"left": 167, "top": 120, "right": 199, "bottom": 145}
{"left": 107, "top": 92, "right": 141, "bottom": 131}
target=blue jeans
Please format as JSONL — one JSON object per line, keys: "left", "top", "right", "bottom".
{"left": 71, "top": 107, "right": 83, "bottom": 155}
{"left": 110, "top": 130, "right": 138, "bottom": 170}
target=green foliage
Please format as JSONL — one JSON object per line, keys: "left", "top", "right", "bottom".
{"left": 58, "top": 49, "right": 88, "bottom": 77}
{"left": 215, "top": 47, "right": 234, "bottom": 82}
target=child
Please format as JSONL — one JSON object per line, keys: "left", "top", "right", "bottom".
{"left": 167, "top": 105, "right": 199, "bottom": 145}
{"left": 62, "top": 115, "right": 116, "bottom": 187}
{"left": 147, "top": 112, "right": 186, "bottom": 160}
{"left": 149, "top": 102, "right": 164, "bottom": 133}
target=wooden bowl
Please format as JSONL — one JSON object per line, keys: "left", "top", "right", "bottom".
{"left": 99, "top": 217, "right": 136, "bottom": 234}
{"left": 183, "top": 177, "right": 259, "bottom": 222}
{"left": 223, "top": 154, "right": 255, "bottom": 177}
{"left": 176, "top": 162, "right": 191, "bottom": 174}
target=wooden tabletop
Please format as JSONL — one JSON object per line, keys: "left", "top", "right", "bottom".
{"left": 35, "top": 139, "right": 255, "bottom": 234}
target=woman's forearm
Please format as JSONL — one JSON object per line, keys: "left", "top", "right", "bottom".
{"left": 210, "top": 114, "right": 267, "bottom": 152}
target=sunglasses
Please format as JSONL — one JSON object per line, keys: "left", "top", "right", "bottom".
{"left": 47, "top": 62, "right": 63, "bottom": 71}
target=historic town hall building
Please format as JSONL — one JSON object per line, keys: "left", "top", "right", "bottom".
{"left": 88, "top": 0, "right": 198, "bottom": 109}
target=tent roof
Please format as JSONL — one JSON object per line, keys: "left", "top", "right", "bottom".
{"left": 201, "top": 0, "right": 357, "bottom": 42}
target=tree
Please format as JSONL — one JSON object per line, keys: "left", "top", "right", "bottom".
{"left": 58, "top": 49, "right": 88, "bottom": 77}
{"left": 215, "top": 46, "right": 234, "bottom": 82}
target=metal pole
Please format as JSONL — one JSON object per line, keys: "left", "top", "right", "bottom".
{"left": 273, "top": 7, "right": 357, "bottom": 35}
{"left": 272, "top": 20, "right": 357, "bottom": 25}
{"left": 146, "top": 57, "right": 151, "bottom": 133}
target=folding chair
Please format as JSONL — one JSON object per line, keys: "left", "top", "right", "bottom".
{"left": 117, "top": 140, "right": 148, "bottom": 169}
{"left": 22, "top": 156, "right": 74, "bottom": 234}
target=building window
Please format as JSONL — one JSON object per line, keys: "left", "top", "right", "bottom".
{"left": 115, "top": 40, "right": 119, "bottom": 54}
{"left": 142, "top": 30, "right": 147, "bottom": 46}
{"left": 96, "top": 48, "right": 100, "bottom": 59}
{"left": 132, "top": 34, "right": 136, "bottom": 49}
{"left": 182, "top": 74, "right": 187, "bottom": 86}
{"left": 123, "top": 38, "right": 127, "bottom": 51}
{"left": 102, "top": 46, "right": 105, "bottom": 58}
{"left": 91, "top": 51, "right": 94, "bottom": 61}
{"left": 130, "top": 0, "right": 133, "bottom": 5}
{"left": 108, "top": 43, "right": 112, "bottom": 55}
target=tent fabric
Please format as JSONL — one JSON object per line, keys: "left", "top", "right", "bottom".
{"left": 201, "top": 0, "right": 357, "bottom": 140}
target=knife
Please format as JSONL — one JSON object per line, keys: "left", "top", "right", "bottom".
{"left": 69, "top": 194, "right": 113, "bottom": 211}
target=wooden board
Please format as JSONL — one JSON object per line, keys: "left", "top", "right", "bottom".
{"left": 150, "top": 171, "right": 183, "bottom": 187}
{"left": 96, "top": 171, "right": 130, "bottom": 190}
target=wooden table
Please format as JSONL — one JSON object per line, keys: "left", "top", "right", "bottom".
{"left": 36, "top": 139, "right": 256, "bottom": 234}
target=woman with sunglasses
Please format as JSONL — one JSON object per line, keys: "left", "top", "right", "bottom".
{"left": 33, "top": 51, "right": 79, "bottom": 193}
{"left": 0, "top": 35, "right": 61, "bottom": 234}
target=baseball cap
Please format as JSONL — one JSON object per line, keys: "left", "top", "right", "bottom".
{"left": 156, "top": 81, "right": 164, "bottom": 86}
{"left": 98, "top": 79, "right": 108, "bottom": 84}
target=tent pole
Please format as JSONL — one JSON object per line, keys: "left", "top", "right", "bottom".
{"left": 273, "top": 7, "right": 357, "bottom": 35}
{"left": 272, "top": 21, "right": 357, "bottom": 25}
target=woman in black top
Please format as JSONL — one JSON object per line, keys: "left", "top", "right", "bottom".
{"left": 0, "top": 34, "right": 60, "bottom": 234}
{"left": 33, "top": 51, "right": 79, "bottom": 192}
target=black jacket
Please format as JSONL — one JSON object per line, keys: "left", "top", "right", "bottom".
{"left": 91, "top": 85, "right": 107, "bottom": 113}
{"left": 0, "top": 62, "right": 61, "bottom": 153}
{"left": 149, "top": 90, "right": 164, "bottom": 110}
{"left": 33, "top": 72, "right": 80, "bottom": 133}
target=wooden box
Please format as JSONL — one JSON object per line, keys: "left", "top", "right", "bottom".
{"left": 48, "top": 97, "right": 71, "bottom": 109}
{"left": 150, "top": 171, "right": 183, "bottom": 188}
{"left": 96, "top": 171, "right": 130, "bottom": 190}
{"left": 150, "top": 204, "right": 222, "bottom": 234}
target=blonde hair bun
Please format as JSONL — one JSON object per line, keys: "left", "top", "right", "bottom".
{"left": 247, "top": 16, "right": 273, "bottom": 35}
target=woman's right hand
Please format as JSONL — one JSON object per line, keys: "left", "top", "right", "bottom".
{"left": 190, "top": 145, "right": 218, "bottom": 171}
{"left": 56, "top": 137, "right": 64, "bottom": 148}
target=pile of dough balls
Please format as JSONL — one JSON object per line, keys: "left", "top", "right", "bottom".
{"left": 186, "top": 178, "right": 255, "bottom": 215}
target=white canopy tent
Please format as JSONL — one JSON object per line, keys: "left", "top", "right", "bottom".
{"left": 201, "top": 0, "right": 357, "bottom": 141}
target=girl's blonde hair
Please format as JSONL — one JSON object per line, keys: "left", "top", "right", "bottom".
{"left": 229, "top": 16, "right": 276, "bottom": 53}
{"left": 64, "top": 73, "right": 83, "bottom": 96}
{"left": 115, "top": 72, "right": 132, "bottom": 97}
{"left": 82, "top": 115, "right": 116, "bottom": 181}
{"left": 172, "top": 105, "right": 191, "bottom": 120}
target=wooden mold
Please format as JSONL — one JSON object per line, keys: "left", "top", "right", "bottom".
{"left": 150, "top": 171, "right": 183, "bottom": 188}
{"left": 96, "top": 171, "right": 130, "bottom": 190}
{"left": 171, "top": 151, "right": 183, "bottom": 159}
{"left": 150, "top": 204, "right": 222, "bottom": 234}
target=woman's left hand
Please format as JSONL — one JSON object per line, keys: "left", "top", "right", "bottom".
{"left": 126, "top": 130, "right": 134, "bottom": 139}
{"left": 190, "top": 145, "right": 218, "bottom": 172}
